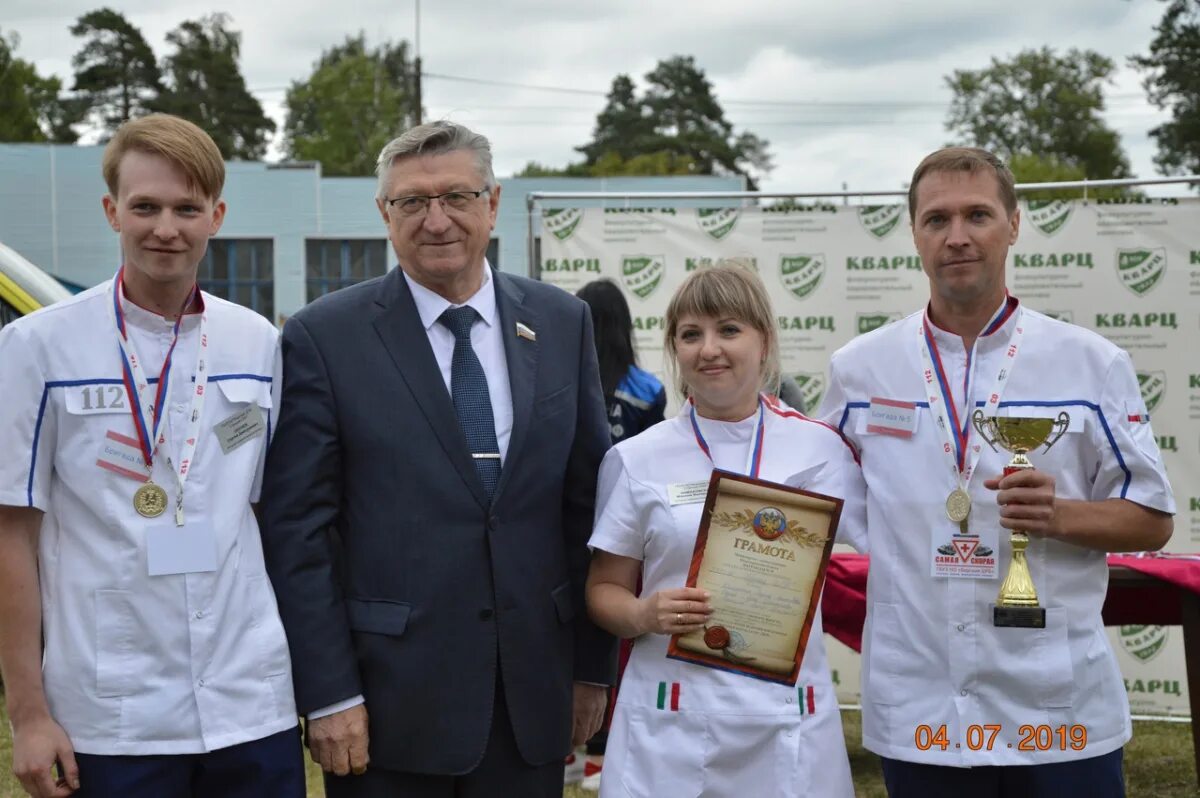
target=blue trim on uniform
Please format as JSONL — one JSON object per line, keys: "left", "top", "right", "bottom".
{"left": 992, "top": 399, "right": 1130, "bottom": 497}
{"left": 45, "top": 378, "right": 125, "bottom": 388}
{"left": 209, "top": 373, "right": 272, "bottom": 383}
{"left": 26, "top": 374, "right": 272, "bottom": 507}
{"left": 27, "top": 386, "right": 50, "bottom": 507}
{"left": 840, "top": 398, "right": 1133, "bottom": 499}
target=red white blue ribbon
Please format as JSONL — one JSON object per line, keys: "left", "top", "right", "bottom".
{"left": 919, "top": 296, "right": 1024, "bottom": 493}
{"left": 109, "top": 269, "right": 210, "bottom": 525}
{"left": 690, "top": 396, "right": 766, "bottom": 479}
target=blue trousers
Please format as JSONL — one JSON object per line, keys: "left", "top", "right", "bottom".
{"left": 881, "top": 748, "right": 1124, "bottom": 798}
{"left": 73, "top": 725, "right": 305, "bottom": 798}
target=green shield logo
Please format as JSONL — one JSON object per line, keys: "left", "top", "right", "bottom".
{"left": 543, "top": 208, "right": 582, "bottom": 241}
{"left": 1026, "top": 199, "right": 1073, "bottom": 236}
{"left": 857, "top": 205, "right": 904, "bottom": 239}
{"left": 792, "top": 372, "right": 826, "bottom": 415}
{"left": 621, "top": 255, "right": 665, "bottom": 299}
{"left": 1042, "top": 310, "right": 1074, "bottom": 324}
{"left": 856, "top": 312, "right": 901, "bottom": 335}
{"left": 697, "top": 208, "right": 740, "bottom": 241}
{"left": 1137, "top": 371, "right": 1166, "bottom": 414}
{"left": 1119, "top": 625, "right": 1169, "bottom": 662}
{"left": 779, "top": 254, "right": 825, "bottom": 300}
{"left": 1117, "top": 248, "right": 1167, "bottom": 296}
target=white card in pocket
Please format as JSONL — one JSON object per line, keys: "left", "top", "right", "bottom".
{"left": 146, "top": 520, "right": 217, "bottom": 576}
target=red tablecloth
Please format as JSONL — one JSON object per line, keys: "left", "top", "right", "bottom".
{"left": 821, "top": 553, "right": 1200, "bottom": 653}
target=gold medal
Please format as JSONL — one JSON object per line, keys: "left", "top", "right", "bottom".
{"left": 133, "top": 482, "right": 169, "bottom": 518}
{"left": 945, "top": 488, "right": 971, "bottom": 524}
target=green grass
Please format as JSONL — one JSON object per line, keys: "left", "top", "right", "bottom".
{"left": 0, "top": 699, "right": 1191, "bottom": 796}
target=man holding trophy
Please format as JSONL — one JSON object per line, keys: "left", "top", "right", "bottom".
{"left": 818, "top": 146, "right": 1174, "bottom": 797}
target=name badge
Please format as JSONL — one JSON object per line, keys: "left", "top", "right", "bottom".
{"left": 213, "top": 405, "right": 266, "bottom": 454}
{"left": 96, "top": 430, "right": 147, "bottom": 481}
{"left": 866, "top": 398, "right": 917, "bottom": 438}
{"left": 930, "top": 524, "right": 999, "bottom": 580}
{"left": 146, "top": 520, "right": 218, "bottom": 576}
{"left": 668, "top": 481, "right": 709, "bottom": 506}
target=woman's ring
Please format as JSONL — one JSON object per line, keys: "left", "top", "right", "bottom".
{"left": 676, "top": 613, "right": 682, "bottom": 624}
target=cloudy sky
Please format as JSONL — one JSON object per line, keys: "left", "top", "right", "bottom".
{"left": 4, "top": 0, "right": 1188, "bottom": 196}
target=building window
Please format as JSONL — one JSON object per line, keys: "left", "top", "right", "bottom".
{"left": 306, "top": 239, "right": 390, "bottom": 302}
{"left": 198, "top": 239, "right": 274, "bottom": 320}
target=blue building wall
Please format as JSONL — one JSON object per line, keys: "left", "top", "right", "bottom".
{"left": 0, "top": 143, "right": 743, "bottom": 324}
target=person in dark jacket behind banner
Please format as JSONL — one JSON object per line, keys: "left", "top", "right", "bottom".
{"left": 577, "top": 280, "right": 666, "bottom": 447}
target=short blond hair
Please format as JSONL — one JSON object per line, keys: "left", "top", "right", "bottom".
{"left": 664, "top": 261, "right": 781, "bottom": 397}
{"left": 908, "top": 146, "right": 1016, "bottom": 222}
{"left": 102, "top": 114, "right": 225, "bottom": 201}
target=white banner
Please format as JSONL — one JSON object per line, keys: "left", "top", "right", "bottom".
{"left": 541, "top": 199, "right": 1200, "bottom": 716}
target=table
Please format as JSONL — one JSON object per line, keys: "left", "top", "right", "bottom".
{"left": 821, "top": 553, "right": 1200, "bottom": 785}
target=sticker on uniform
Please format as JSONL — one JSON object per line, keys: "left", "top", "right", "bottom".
{"left": 1125, "top": 401, "right": 1151, "bottom": 424}
{"left": 668, "top": 481, "right": 710, "bottom": 506}
{"left": 146, "top": 520, "right": 218, "bottom": 576}
{"left": 930, "top": 527, "right": 999, "bottom": 580}
{"left": 213, "top": 404, "right": 266, "bottom": 454}
{"left": 866, "top": 398, "right": 917, "bottom": 438}
{"left": 66, "top": 384, "right": 129, "bottom": 415}
{"left": 96, "top": 430, "right": 148, "bottom": 481}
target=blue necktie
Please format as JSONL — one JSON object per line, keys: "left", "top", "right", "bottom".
{"left": 439, "top": 306, "right": 501, "bottom": 500}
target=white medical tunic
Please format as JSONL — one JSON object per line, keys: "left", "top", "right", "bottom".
{"left": 817, "top": 303, "right": 1174, "bottom": 766}
{"left": 589, "top": 400, "right": 864, "bottom": 798}
{"left": 0, "top": 283, "right": 298, "bottom": 755}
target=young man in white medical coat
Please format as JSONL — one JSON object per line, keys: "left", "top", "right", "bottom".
{"left": 0, "top": 114, "right": 303, "bottom": 798}
{"left": 817, "top": 146, "right": 1174, "bottom": 798}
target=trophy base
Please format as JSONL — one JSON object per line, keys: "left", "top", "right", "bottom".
{"left": 992, "top": 604, "right": 1046, "bottom": 628}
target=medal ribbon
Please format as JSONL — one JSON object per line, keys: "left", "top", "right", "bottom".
{"left": 110, "top": 269, "right": 210, "bottom": 525}
{"left": 919, "top": 297, "right": 1024, "bottom": 494}
{"left": 689, "top": 396, "right": 766, "bottom": 479}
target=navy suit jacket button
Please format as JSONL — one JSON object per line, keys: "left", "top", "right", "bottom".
{"left": 479, "top": 608, "right": 495, "bottom": 620}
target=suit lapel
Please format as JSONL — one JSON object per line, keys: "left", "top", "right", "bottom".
{"left": 493, "top": 272, "right": 538, "bottom": 502}
{"left": 371, "top": 269, "right": 491, "bottom": 509}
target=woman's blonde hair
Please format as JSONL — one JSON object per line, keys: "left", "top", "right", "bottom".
{"left": 663, "top": 259, "right": 781, "bottom": 398}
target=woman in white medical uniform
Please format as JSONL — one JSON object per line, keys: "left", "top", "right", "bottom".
{"left": 585, "top": 263, "right": 864, "bottom": 798}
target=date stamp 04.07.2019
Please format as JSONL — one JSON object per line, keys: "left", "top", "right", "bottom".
{"left": 914, "top": 724, "right": 1088, "bottom": 753}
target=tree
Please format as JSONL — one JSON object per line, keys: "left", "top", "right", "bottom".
{"left": 1007, "top": 153, "right": 1128, "bottom": 200}
{"left": 0, "top": 30, "right": 82, "bottom": 142}
{"left": 574, "top": 56, "right": 771, "bottom": 188}
{"left": 576, "top": 75, "right": 658, "bottom": 165}
{"left": 154, "top": 14, "right": 274, "bottom": 160}
{"left": 1131, "top": 0, "right": 1200, "bottom": 181}
{"left": 69, "top": 8, "right": 162, "bottom": 136}
{"left": 945, "top": 47, "right": 1131, "bottom": 180}
{"left": 283, "top": 35, "right": 419, "bottom": 176}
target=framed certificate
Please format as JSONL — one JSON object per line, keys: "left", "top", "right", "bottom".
{"left": 666, "top": 468, "right": 842, "bottom": 685}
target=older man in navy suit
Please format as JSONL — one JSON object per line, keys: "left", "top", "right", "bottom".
{"left": 260, "top": 121, "right": 615, "bottom": 797}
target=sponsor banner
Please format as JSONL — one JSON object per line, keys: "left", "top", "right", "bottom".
{"left": 541, "top": 201, "right": 1200, "bottom": 716}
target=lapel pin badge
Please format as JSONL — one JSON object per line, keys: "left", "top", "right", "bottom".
{"left": 516, "top": 322, "right": 536, "bottom": 342}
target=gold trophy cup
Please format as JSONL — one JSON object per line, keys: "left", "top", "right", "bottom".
{"left": 971, "top": 410, "right": 1070, "bottom": 628}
